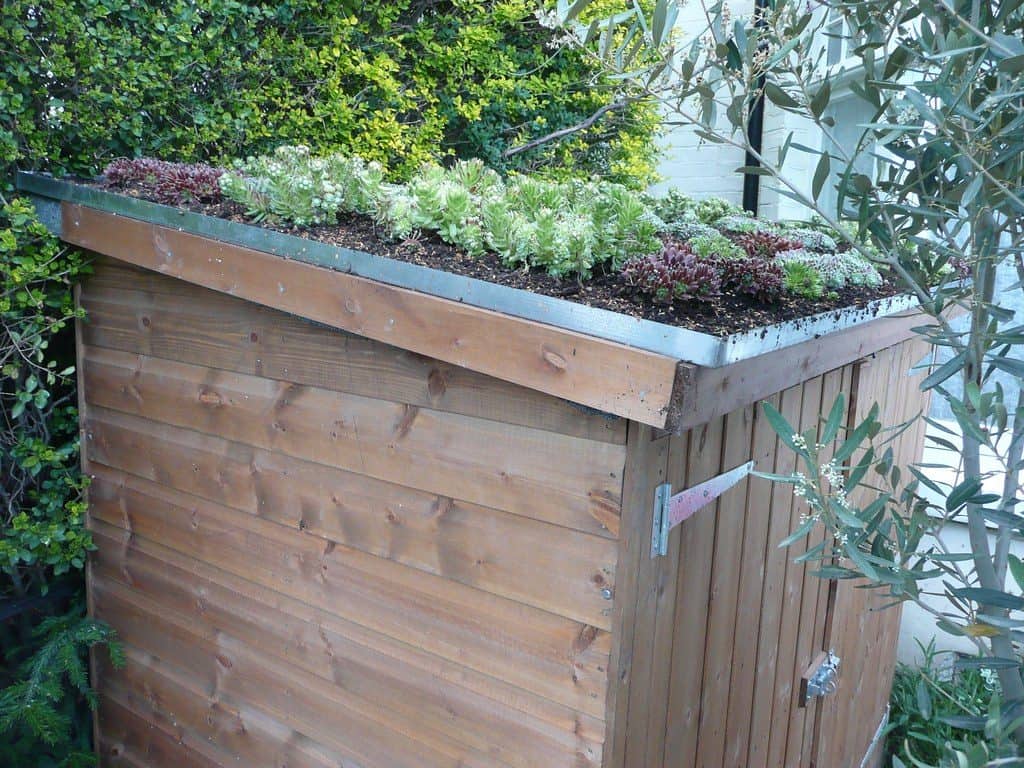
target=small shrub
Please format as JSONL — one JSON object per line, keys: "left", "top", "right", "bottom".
{"left": 103, "top": 158, "right": 224, "bottom": 206}
{"left": 622, "top": 242, "right": 722, "bottom": 303}
{"left": 887, "top": 641, "right": 1000, "bottom": 766}
{"left": 782, "top": 260, "right": 825, "bottom": 299}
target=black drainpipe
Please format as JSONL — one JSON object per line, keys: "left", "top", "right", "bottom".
{"left": 742, "top": 0, "right": 771, "bottom": 215}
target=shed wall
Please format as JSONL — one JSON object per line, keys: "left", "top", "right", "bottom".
{"left": 79, "top": 257, "right": 928, "bottom": 768}
{"left": 80, "top": 258, "right": 627, "bottom": 768}
{"left": 611, "top": 337, "right": 928, "bottom": 768}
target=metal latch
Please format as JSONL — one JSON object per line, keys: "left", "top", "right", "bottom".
{"left": 651, "top": 460, "right": 755, "bottom": 557}
{"left": 800, "top": 650, "right": 841, "bottom": 707}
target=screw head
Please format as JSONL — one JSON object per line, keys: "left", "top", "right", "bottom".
{"left": 601, "top": 587, "right": 614, "bottom": 600}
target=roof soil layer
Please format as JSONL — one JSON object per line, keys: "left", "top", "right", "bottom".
{"left": 96, "top": 181, "right": 900, "bottom": 338}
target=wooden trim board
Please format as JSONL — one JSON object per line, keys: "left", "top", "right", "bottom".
{"left": 61, "top": 203, "right": 685, "bottom": 428}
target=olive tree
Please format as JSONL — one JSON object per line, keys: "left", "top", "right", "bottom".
{"left": 545, "top": 0, "right": 1024, "bottom": 761}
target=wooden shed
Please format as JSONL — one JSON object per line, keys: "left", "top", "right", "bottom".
{"left": 22, "top": 173, "right": 932, "bottom": 768}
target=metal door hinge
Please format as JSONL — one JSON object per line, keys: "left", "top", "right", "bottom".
{"left": 651, "top": 460, "right": 755, "bottom": 558}
{"left": 800, "top": 650, "right": 841, "bottom": 707}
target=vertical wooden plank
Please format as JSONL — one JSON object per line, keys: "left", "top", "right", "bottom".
{"left": 693, "top": 404, "right": 756, "bottom": 767}
{"left": 766, "top": 372, "right": 824, "bottom": 768}
{"left": 661, "top": 417, "right": 726, "bottom": 767}
{"left": 801, "top": 363, "right": 855, "bottom": 762}
{"left": 785, "top": 366, "right": 844, "bottom": 767}
{"left": 746, "top": 383, "right": 804, "bottom": 768}
{"left": 814, "top": 339, "right": 928, "bottom": 767}
{"left": 723, "top": 391, "right": 783, "bottom": 766}
{"left": 604, "top": 423, "right": 671, "bottom": 768}
{"left": 639, "top": 431, "right": 690, "bottom": 768}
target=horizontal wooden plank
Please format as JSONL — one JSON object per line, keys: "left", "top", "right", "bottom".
{"left": 80, "top": 259, "right": 626, "bottom": 444}
{"left": 90, "top": 525, "right": 603, "bottom": 767}
{"left": 80, "top": 346, "right": 625, "bottom": 539}
{"left": 98, "top": 653, "right": 349, "bottom": 768}
{"left": 93, "top": 583, "right": 489, "bottom": 768}
{"left": 98, "top": 695, "right": 222, "bottom": 768}
{"left": 670, "top": 308, "right": 930, "bottom": 432}
{"left": 81, "top": 396, "right": 616, "bottom": 625}
{"left": 64, "top": 204, "right": 684, "bottom": 427}
{"left": 89, "top": 518, "right": 604, "bottom": 755}
{"left": 87, "top": 467, "right": 611, "bottom": 718}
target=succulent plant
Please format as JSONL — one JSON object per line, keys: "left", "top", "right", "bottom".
{"left": 694, "top": 197, "right": 744, "bottom": 224}
{"left": 688, "top": 232, "right": 746, "bottom": 261}
{"left": 645, "top": 188, "right": 696, "bottom": 224}
{"left": 782, "top": 260, "right": 826, "bottom": 299}
{"left": 776, "top": 248, "right": 883, "bottom": 289}
{"left": 780, "top": 226, "right": 839, "bottom": 253}
{"left": 715, "top": 214, "right": 779, "bottom": 235}
{"left": 734, "top": 230, "right": 802, "bottom": 259}
{"left": 622, "top": 242, "right": 722, "bottom": 303}
{"left": 103, "top": 158, "right": 225, "bottom": 206}
{"left": 720, "top": 256, "right": 785, "bottom": 302}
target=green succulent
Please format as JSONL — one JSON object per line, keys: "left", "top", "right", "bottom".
{"left": 783, "top": 260, "right": 826, "bottom": 299}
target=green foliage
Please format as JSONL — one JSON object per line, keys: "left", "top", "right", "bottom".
{"left": 1, "top": 0, "right": 659, "bottom": 187}
{"left": 221, "top": 148, "right": 662, "bottom": 277}
{"left": 781, "top": 260, "right": 825, "bottom": 299}
{"left": 1, "top": 200, "right": 92, "bottom": 584}
{"left": 1, "top": 605, "right": 123, "bottom": 768}
{"left": 645, "top": 188, "right": 696, "bottom": 224}
{"left": 888, "top": 641, "right": 1002, "bottom": 767}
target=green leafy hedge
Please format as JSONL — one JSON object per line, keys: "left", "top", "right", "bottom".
{"left": 2, "top": 0, "right": 659, "bottom": 184}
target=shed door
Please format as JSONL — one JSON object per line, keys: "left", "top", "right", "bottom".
{"left": 810, "top": 342, "right": 928, "bottom": 767}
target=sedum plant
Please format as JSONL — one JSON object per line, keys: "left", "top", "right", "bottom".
{"left": 776, "top": 249, "right": 884, "bottom": 290}
{"left": 219, "top": 145, "right": 385, "bottom": 226}
{"left": 221, "top": 147, "right": 662, "bottom": 278}
{"left": 781, "top": 260, "right": 826, "bottom": 300}
{"left": 103, "top": 158, "right": 225, "bottom": 206}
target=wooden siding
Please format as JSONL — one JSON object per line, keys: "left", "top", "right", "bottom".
{"left": 78, "top": 257, "right": 931, "bottom": 768}
{"left": 81, "top": 259, "right": 624, "bottom": 768}
{"left": 606, "top": 341, "right": 926, "bottom": 768}
{"left": 814, "top": 337, "right": 932, "bottom": 768}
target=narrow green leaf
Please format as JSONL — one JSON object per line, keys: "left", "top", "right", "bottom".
{"left": 834, "top": 404, "right": 879, "bottom": 463}
{"left": 821, "top": 393, "right": 845, "bottom": 444}
{"left": 916, "top": 678, "right": 932, "bottom": 720}
{"left": 946, "top": 477, "right": 983, "bottom": 513}
{"left": 765, "top": 82, "right": 800, "bottom": 109}
{"left": 951, "top": 586, "right": 1024, "bottom": 611}
{"left": 761, "top": 401, "right": 800, "bottom": 452}
{"left": 1009, "top": 555, "right": 1024, "bottom": 592}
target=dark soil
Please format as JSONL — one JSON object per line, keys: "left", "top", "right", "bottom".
{"left": 93, "top": 180, "right": 904, "bottom": 337}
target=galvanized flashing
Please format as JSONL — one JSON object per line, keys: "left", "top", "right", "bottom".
{"left": 18, "top": 171, "right": 920, "bottom": 368}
